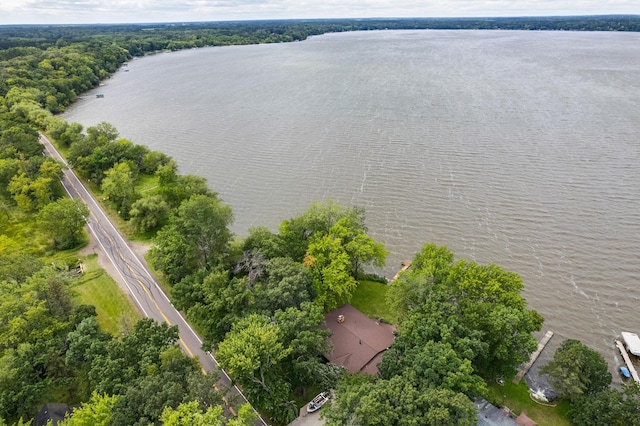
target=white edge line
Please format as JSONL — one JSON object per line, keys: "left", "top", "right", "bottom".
{"left": 42, "top": 134, "right": 268, "bottom": 426}
{"left": 53, "top": 166, "right": 151, "bottom": 319}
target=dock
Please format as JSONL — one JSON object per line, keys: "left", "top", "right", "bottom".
{"left": 615, "top": 340, "right": 640, "bottom": 383}
{"left": 390, "top": 261, "right": 411, "bottom": 283}
{"left": 513, "top": 330, "right": 554, "bottom": 384}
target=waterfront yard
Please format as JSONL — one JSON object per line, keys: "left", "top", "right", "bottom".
{"left": 71, "top": 254, "right": 141, "bottom": 335}
{"left": 486, "top": 379, "right": 570, "bottom": 426}
{"left": 350, "top": 279, "right": 399, "bottom": 325}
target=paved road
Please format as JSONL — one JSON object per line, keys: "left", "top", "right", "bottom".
{"left": 40, "top": 133, "right": 267, "bottom": 425}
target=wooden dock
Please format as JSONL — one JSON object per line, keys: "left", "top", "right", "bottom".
{"left": 615, "top": 340, "right": 640, "bottom": 383}
{"left": 513, "top": 330, "right": 554, "bottom": 384}
{"left": 390, "top": 261, "right": 411, "bottom": 283}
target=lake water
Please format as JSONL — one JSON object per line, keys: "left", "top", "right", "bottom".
{"left": 64, "top": 30, "right": 640, "bottom": 373}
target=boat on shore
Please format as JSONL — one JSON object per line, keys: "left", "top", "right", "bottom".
{"left": 621, "top": 331, "right": 640, "bottom": 357}
{"left": 620, "top": 366, "right": 631, "bottom": 379}
{"left": 307, "top": 392, "right": 329, "bottom": 413}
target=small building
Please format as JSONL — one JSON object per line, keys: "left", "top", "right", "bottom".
{"left": 322, "top": 304, "right": 395, "bottom": 375}
{"left": 474, "top": 398, "right": 519, "bottom": 426}
{"left": 474, "top": 398, "right": 538, "bottom": 426}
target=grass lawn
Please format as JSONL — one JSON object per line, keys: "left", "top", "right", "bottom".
{"left": 72, "top": 254, "right": 141, "bottom": 335}
{"left": 0, "top": 204, "right": 48, "bottom": 254}
{"left": 350, "top": 280, "right": 399, "bottom": 324}
{"left": 486, "top": 379, "right": 571, "bottom": 426}
{"left": 136, "top": 173, "right": 160, "bottom": 195}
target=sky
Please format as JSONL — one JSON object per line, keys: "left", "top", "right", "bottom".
{"left": 0, "top": 0, "right": 638, "bottom": 25}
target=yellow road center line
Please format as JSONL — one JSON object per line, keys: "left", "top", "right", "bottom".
{"left": 44, "top": 137, "right": 242, "bottom": 419}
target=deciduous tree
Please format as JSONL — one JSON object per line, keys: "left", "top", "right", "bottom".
{"left": 324, "top": 374, "right": 477, "bottom": 426}
{"left": 216, "top": 314, "right": 292, "bottom": 415}
{"left": 304, "top": 234, "right": 356, "bottom": 312}
{"left": 387, "top": 243, "right": 542, "bottom": 378}
{"left": 151, "top": 194, "right": 233, "bottom": 282}
{"left": 38, "top": 198, "right": 89, "bottom": 249}
{"left": 160, "top": 401, "right": 257, "bottom": 426}
{"left": 252, "top": 257, "right": 315, "bottom": 314}
{"left": 330, "top": 216, "right": 388, "bottom": 278}
{"left": 129, "top": 194, "right": 170, "bottom": 234}
{"left": 541, "top": 339, "right": 611, "bottom": 400}
{"left": 379, "top": 340, "right": 486, "bottom": 397}
{"left": 101, "top": 162, "right": 137, "bottom": 218}
{"left": 57, "top": 392, "right": 119, "bottom": 426}
{"left": 279, "top": 201, "right": 365, "bottom": 261}
{"left": 567, "top": 382, "right": 640, "bottom": 426}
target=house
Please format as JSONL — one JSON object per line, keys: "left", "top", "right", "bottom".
{"left": 34, "top": 403, "right": 74, "bottom": 426}
{"left": 322, "top": 304, "right": 395, "bottom": 375}
{"left": 474, "top": 398, "right": 519, "bottom": 426}
{"left": 474, "top": 398, "right": 538, "bottom": 426}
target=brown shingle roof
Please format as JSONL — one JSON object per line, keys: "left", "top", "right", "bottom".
{"left": 323, "top": 304, "right": 395, "bottom": 374}
{"left": 515, "top": 412, "right": 538, "bottom": 426}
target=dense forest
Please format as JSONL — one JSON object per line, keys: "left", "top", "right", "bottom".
{"left": 1, "top": 17, "right": 639, "bottom": 425}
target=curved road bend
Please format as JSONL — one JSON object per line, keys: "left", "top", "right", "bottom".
{"left": 40, "top": 134, "right": 267, "bottom": 425}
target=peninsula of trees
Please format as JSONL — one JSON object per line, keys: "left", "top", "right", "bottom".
{"left": 1, "top": 18, "right": 639, "bottom": 426}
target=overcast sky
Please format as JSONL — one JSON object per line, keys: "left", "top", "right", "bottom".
{"left": 1, "top": 0, "right": 638, "bottom": 25}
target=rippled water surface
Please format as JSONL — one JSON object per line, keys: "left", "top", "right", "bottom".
{"left": 64, "top": 30, "right": 640, "bottom": 369}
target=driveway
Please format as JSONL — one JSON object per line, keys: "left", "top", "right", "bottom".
{"left": 288, "top": 406, "right": 326, "bottom": 426}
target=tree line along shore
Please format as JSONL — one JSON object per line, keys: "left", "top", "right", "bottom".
{"left": 1, "top": 19, "right": 639, "bottom": 425}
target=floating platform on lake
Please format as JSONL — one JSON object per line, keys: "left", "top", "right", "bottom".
{"left": 390, "top": 260, "right": 412, "bottom": 283}
{"left": 615, "top": 340, "right": 640, "bottom": 383}
{"left": 513, "top": 330, "right": 554, "bottom": 384}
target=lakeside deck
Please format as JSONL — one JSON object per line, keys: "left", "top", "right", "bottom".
{"left": 615, "top": 340, "right": 640, "bottom": 383}
{"left": 390, "top": 261, "right": 412, "bottom": 283}
{"left": 513, "top": 330, "right": 554, "bottom": 384}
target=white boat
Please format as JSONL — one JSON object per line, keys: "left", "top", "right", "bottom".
{"left": 621, "top": 331, "right": 640, "bottom": 357}
{"left": 306, "top": 392, "right": 329, "bottom": 413}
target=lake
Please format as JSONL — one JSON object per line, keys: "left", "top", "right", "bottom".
{"left": 63, "top": 30, "right": 640, "bottom": 372}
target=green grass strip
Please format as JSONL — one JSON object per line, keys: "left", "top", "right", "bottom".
{"left": 485, "top": 379, "right": 571, "bottom": 426}
{"left": 350, "top": 280, "right": 399, "bottom": 325}
{"left": 72, "top": 254, "right": 141, "bottom": 335}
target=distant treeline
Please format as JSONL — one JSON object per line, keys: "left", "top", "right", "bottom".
{"left": 2, "top": 15, "right": 639, "bottom": 113}
{"left": 1, "top": 16, "right": 639, "bottom": 51}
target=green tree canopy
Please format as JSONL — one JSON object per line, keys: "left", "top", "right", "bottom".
{"left": 216, "top": 314, "right": 291, "bottom": 395}
{"left": 387, "top": 243, "right": 542, "bottom": 378}
{"left": 150, "top": 194, "right": 233, "bottom": 283}
{"left": 216, "top": 314, "right": 295, "bottom": 421}
{"left": 330, "top": 216, "right": 388, "bottom": 278}
{"left": 38, "top": 198, "right": 89, "bottom": 249}
{"left": 304, "top": 233, "right": 356, "bottom": 312}
{"left": 567, "top": 384, "right": 640, "bottom": 426}
{"left": 57, "top": 392, "right": 119, "bottom": 426}
{"left": 541, "top": 339, "right": 612, "bottom": 400}
{"left": 323, "top": 374, "right": 477, "bottom": 426}
{"left": 84, "top": 319, "right": 179, "bottom": 395}
{"left": 129, "top": 194, "right": 170, "bottom": 234}
{"left": 278, "top": 201, "right": 365, "bottom": 261}
{"left": 251, "top": 257, "right": 315, "bottom": 314}
{"left": 379, "top": 340, "right": 487, "bottom": 397}
{"left": 155, "top": 162, "right": 214, "bottom": 208}
{"left": 160, "top": 401, "right": 257, "bottom": 426}
{"left": 101, "top": 162, "right": 138, "bottom": 218}
{"left": 241, "top": 226, "right": 285, "bottom": 260}
{"left": 0, "top": 267, "right": 79, "bottom": 419}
